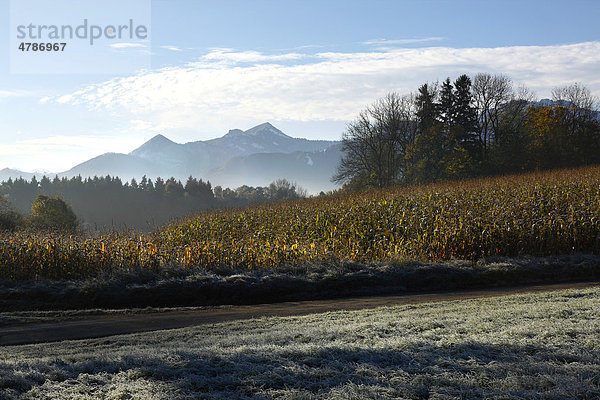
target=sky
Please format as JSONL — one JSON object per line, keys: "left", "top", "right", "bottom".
{"left": 1, "top": 0, "right": 599, "bottom": 173}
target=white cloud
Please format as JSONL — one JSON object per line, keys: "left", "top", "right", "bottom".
{"left": 109, "top": 42, "right": 146, "bottom": 49}
{"left": 129, "top": 119, "right": 158, "bottom": 131}
{"left": 161, "top": 45, "right": 182, "bottom": 51}
{"left": 199, "top": 48, "right": 307, "bottom": 64}
{"left": 14, "top": 135, "right": 109, "bottom": 148}
{"left": 54, "top": 42, "right": 600, "bottom": 136}
{"left": 362, "top": 37, "right": 445, "bottom": 46}
{"left": 0, "top": 134, "right": 145, "bottom": 172}
{"left": 0, "top": 90, "right": 30, "bottom": 99}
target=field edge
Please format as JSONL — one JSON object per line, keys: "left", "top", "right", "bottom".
{"left": 1, "top": 253, "right": 599, "bottom": 312}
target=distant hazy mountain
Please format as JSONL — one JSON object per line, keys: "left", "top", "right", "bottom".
{"left": 202, "top": 122, "right": 338, "bottom": 159}
{"left": 129, "top": 122, "right": 338, "bottom": 171}
{"left": 208, "top": 144, "right": 343, "bottom": 193}
{"left": 0, "top": 168, "right": 35, "bottom": 182}
{"left": 60, "top": 153, "right": 166, "bottom": 181}
{"left": 58, "top": 122, "right": 341, "bottom": 193}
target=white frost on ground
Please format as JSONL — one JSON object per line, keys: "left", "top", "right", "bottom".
{"left": 1, "top": 287, "right": 600, "bottom": 399}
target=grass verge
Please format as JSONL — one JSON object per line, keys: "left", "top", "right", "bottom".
{"left": 1, "top": 253, "right": 599, "bottom": 311}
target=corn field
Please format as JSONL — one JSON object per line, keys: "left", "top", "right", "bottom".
{"left": 1, "top": 166, "right": 600, "bottom": 280}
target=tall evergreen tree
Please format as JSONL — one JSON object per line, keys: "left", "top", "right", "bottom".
{"left": 453, "top": 74, "right": 480, "bottom": 158}
{"left": 139, "top": 175, "right": 149, "bottom": 191}
{"left": 438, "top": 78, "right": 455, "bottom": 129}
{"left": 415, "top": 83, "right": 438, "bottom": 132}
{"left": 154, "top": 177, "right": 165, "bottom": 193}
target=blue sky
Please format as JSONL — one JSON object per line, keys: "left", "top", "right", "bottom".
{"left": 1, "top": 0, "right": 599, "bottom": 172}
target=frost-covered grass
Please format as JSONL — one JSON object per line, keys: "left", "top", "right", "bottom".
{"left": 2, "top": 287, "right": 600, "bottom": 399}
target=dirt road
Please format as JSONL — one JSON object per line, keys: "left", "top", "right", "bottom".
{"left": 1, "top": 281, "right": 598, "bottom": 346}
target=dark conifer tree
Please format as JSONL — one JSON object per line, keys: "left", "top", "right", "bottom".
{"left": 140, "top": 175, "right": 149, "bottom": 191}
{"left": 438, "top": 78, "right": 455, "bottom": 129}
{"left": 453, "top": 74, "right": 480, "bottom": 158}
{"left": 415, "top": 83, "right": 438, "bottom": 133}
{"left": 154, "top": 177, "right": 165, "bottom": 193}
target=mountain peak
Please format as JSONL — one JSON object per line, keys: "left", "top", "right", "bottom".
{"left": 244, "top": 122, "right": 289, "bottom": 138}
{"left": 130, "top": 134, "right": 178, "bottom": 158}
{"left": 147, "top": 134, "right": 175, "bottom": 145}
{"left": 225, "top": 129, "right": 244, "bottom": 136}
{"left": 254, "top": 122, "right": 275, "bottom": 129}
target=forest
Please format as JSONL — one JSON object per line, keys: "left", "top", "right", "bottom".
{"left": 0, "top": 176, "right": 305, "bottom": 231}
{"left": 335, "top": 73, "right": 600, "bottom": 189}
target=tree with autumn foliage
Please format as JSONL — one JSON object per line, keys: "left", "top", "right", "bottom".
{"left": 525, "top": 103, "right": 600, "bottom": 170}
{"left": 336, "top": 76, "right": 600, "bottom": 190}
{"left": 29, "top": 195, "right": 78, "bottom": 231}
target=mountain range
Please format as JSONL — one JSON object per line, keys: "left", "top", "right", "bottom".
{"left": 1, "top": 123, "right": 343, "bottom": 193}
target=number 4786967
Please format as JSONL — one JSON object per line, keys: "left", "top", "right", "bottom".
{"left": 18, "top": 43, "right": 67, "bottom": 51}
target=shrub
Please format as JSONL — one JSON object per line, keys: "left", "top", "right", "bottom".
{"left": 29, "top": 195, "right": 78, "bottom": 231}
{"left": 0, "top": 196, "right": 22, "bottom": 231}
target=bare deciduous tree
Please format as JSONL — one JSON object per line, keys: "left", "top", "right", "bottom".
{"left": 333, "top": 93, "right": 417, "bottom": 188}
{"left": 552, "top": 83, "right": 598, "bottom": 132}
{"left": 472, "top": 73, "right": 513, "bottom": 156}
{"left": 496, "top": 84, "right": 536, "bottom": 140}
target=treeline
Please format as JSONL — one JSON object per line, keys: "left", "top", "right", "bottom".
{"left": 0, "top": 175, "right": 305, "bottom": 231}
{"left": 335, "top": 73, "right": 600, "bottom": 188}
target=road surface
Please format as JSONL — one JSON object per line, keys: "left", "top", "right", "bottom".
{"left": 1, "top": 281, "right": 598, "bottom": 346}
